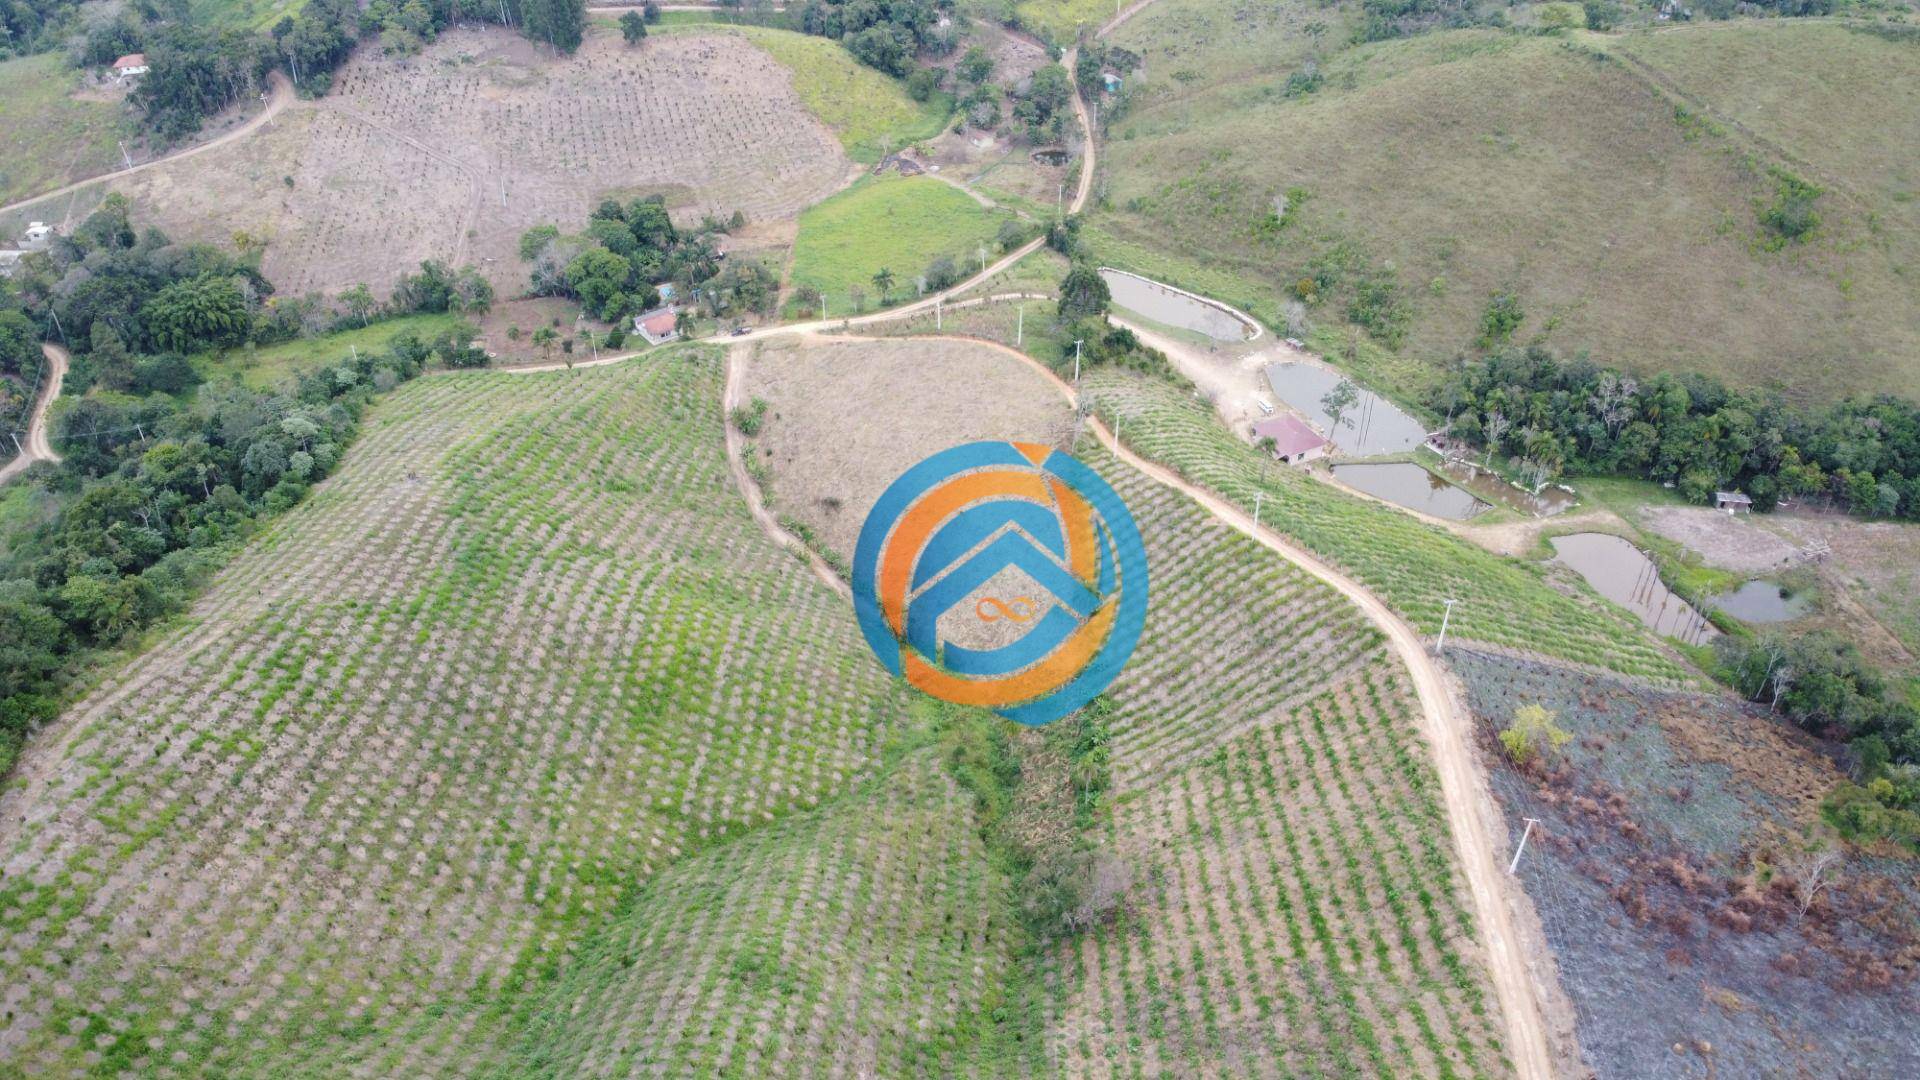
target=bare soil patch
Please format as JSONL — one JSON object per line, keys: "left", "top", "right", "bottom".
{"left": 736, "top": 334, "right": 1075, "bottom": 559}
{"left": 1638, "top": 506, "right": 1802, "bottom": 573}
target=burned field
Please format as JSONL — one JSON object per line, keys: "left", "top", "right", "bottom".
{"left": 1454, "top": 650, "right": 1920, "bottom": 1078}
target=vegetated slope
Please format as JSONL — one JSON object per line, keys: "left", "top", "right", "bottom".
{"left": 739, "top": 336, "right": 1510, "bottom": 1075}
{"left": 0, "top": 352, "right": 909, "bottom": 1074}
{"left": 26, "top": 25, "right": 860, "bottom": 299}
{"left": 1039, "top": 450, "right": 1508, "bottom": 1077}
{"left": 506, "top": 727, "right": 1026, "bottom": 1077}
{"left": 1094, "top": 21, "right": 1920, "bottom": 401}
{"left": 788, "top": 175, "right": 1018, "bottom": 314}
{"left": 0, "top": 54, "right": 133, "bottom": 208}
{"left": 1081, "top": 367, "right": 1688, "bottom": 681}
{"left": 1453, "top": 649, "right": 1920, "bottom": 1078}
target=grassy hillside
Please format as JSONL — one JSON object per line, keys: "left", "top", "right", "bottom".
{"left": 666, "top": 24, "right": 951, "bottom": 162}
{"left": 195, "top": 313, "right": 464, "bottom": 388}
{"left": 788, "top": 175, "right": 1016, "bottom": 311}
{"left": 188, "top": 0, "right": 311, "bottom": 30}
{"left": 1095, "top": 13, "right": 1920, "bottom": 401}
{"left": 0, "top": 54, "right": 133, "bottom": 208}
{"left": 0, "top": 352, "right": 913, "bottom": 1074}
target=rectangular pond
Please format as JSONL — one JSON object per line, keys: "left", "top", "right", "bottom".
{"left": 1332, "top": 462, "right": 1491, "bottom": 521}
{"left": 1263, "top": 362, "right": 1428, "bottom": 457}
{"left": 1100, "top": 269, "right": 1257, "bottom": 342}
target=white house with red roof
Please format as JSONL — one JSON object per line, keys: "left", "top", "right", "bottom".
{"left": 633, "top": 307, "right": 679, "bottom": 346}
{"left": 1251, "top": 414, "right": 1329, "bottom": 464}
{"left": 112, "top": 53, "right": 149, "bottom": 78}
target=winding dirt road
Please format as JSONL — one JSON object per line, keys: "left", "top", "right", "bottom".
{"left": 0, "top": 73, "right": 295, "bottom": 221}
{"left": 0, "top": 344, "right": 68, "bottom": 485}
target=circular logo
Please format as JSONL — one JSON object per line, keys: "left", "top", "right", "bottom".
{"left": 852, "top": 441, "right": 1149, "bottom": 726}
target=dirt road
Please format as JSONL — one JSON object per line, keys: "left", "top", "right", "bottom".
{"left": 833, "top": 332, "right": 1559, "bottom": 1080}
{"left": 722, "top": 346, "right": 849, "bottom": 597}
{"left": 0, "top": 73, "right": 295, "bottom": 221}
{"left": 0, "top": 344, "right": 68, "bottom": 485}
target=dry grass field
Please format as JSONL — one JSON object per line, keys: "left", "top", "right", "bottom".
{"left": 17, "top": 26, "right": 863, "bottom": 300}
{"left": 740, "top": 335, "right": 1076, "bottom": 557}
{"left": 1095, "top": 11, "right": 1920, "bottom": 401}
{"left": 0, "top": 353, "right": 912, "bottom": 1074}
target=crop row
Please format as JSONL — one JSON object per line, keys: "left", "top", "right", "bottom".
{"left": 0, "top": 354, "right": 906, "bottom": 1075}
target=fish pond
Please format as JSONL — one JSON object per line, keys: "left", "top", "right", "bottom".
{"left": 1710, "top": 580, "right": 1810, "bottom": 624}
{"left": 1263, "top": 362, "right": 1428, "bottom": 457}
{"left": 1548, "top": 533, "right": 1717, "bottom": 644}
{"left": 1333, "top": 463, "right": 1490, "bottom": 521}
{"left": 1100, "top": 270, "right": 1257, "bottom": 342}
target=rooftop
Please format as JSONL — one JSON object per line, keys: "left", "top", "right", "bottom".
{"left": 1252, "top": 414, "right": 1328, "bottom": 458}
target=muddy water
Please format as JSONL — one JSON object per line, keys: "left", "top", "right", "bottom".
{"left": 1548, "top": 533, "right": 1718, "bottom": 643}
{"left": 1263, "top": 363, "right": 1428, "bottom": 457}
{"left": 1333, "top": 463, "right": 1490, "bottom": 521}
{"left": 1710, "top": 580, "right": 1809, "bottom": 624}
{"left": 1100, "top": 270, "right": 1255, "bottom": 341}
{"left": 1435, "top": 460, "right": 1577, "bottom": 518}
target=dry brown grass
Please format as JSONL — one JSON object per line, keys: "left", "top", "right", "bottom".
{"left": 737, "top": 334, "right": 1077, "bottom": 558}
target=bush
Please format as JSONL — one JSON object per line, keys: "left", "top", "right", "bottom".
{"left": 1499, "top": 703, "right": 1572, "bottom": 766}
{"left": 729, "top": 397, "right": 769, "bottom": 436}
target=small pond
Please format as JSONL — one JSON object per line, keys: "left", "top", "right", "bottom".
{"left": 1263, "top": 362, "right": 1429, "bottom": 457}
{"left": 1435, "top": 460, "right": 1577, "bottom": 518}
{"left": 1710, "top": 580, "right": 1810, "bottom": 624}
{"left": 1031, "top": 148, "right": 1070, "bottom": 166}
{"left": 1333, "top": 463, "right": 1490, "bottom": 521}
{"left": 1100, "top": 270, "right": 1257, "bottom": 342}
{"left": 1548, "top": 533, "right": 1718, "bottom": 644}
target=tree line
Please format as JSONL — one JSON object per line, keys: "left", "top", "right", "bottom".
{"left": 0, "top": 199, "right": 493, "bottom": 775}
{"left": 1434, "top": 343, "right": 1920, "bottom": 520}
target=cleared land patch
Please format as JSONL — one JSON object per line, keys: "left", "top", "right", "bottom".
{"left": 1094, "top": 21, "right": 1920, "bottom": 400}
{"left": 34, "top": 26, "right": 861, "bottom": 300}
{"left": 740, "top": 335, "right": 1075, "bottom": 557}
{"left": 0, "top": 352, "right": 910, "bottom": 1074}
{"left": 788, "top": 175, "right": 1018, "bottom": 314}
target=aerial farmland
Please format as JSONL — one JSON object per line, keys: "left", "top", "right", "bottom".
{"left": 0, "top": 1, "right": 1916, "bottom": 1077}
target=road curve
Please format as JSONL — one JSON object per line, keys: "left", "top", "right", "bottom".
{"left": 0, "top": 72, "right": 295, "bottom": 221}
{"left": 0, "top": 343, "right": 68, "bottom": 485}
{"left": 871, "top": 333, "right": 1557, "bottom": 1080}
{"left": 721, "top": 346, "right": 849, "bottom": 597}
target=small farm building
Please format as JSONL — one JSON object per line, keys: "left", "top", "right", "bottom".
{"left": 1252, "top": 415, "right": 1329, "bottom": 464}
{"left": 1714, "top": 490, "right": 1753, "bottom": 513}
{"left": 20, "top": 222, "right": 52, "bottom": 249}
{"left": 1102, "top": 72, "right": 1123, "bottom": 93}
{"left": 634, "top": 307, "right": 679, "bottom": 346}
{"left": 113, "top": 54, "right": 149, "bottom": 77}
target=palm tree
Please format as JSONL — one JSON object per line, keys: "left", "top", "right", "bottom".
{"left": 872, "top": 267, "right": 895, "bottom": 303}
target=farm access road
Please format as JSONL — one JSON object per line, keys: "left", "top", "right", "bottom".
{"left": 0, "top": 73, "right": 295, "bottom": 221}
{"left": 0, "top": 344, "right": 67, "bottom": 485}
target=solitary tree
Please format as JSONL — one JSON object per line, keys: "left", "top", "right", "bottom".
{"left": 1481, "top": 409, "right": 1510, "bottom": 469}
{"left": 1498, "top": 704, "right": 1572, "bottom": 767}
{"left": 619, "top": 10, "right": 647, "bottom": 44}
{"left": 341, "top": 283, "right": 376, "bottom": 327}
{"left": 1321, "top": 379, "right": 1359, "bottom": 433}
{"left": 531, "top": 325, "right": 557, "bottom": 361}
{"left": 1058, "top": 262, "right": 1110, "bottom": 321}
{"left": 872, "top": 267, "right": 895, "bottom": 303}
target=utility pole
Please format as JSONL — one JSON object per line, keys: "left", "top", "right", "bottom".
{"left": 1436, "top": 597, "right": 1459, "bottom": 654}
{"left": 1254, "top": 490, "right": 1262, "bottom": 527}
{"left": 1057, "top": 181, "right": 1064, "bottom": 219}
{"left": 10, "top": 432, "right": 21, "bottom": 456}
{"left": 119, "top": 141, "right": 133, "bottom": 169}
{"left": 936, "top": 298, "right": 942, "bottom": 331}
{"left": 1072, "top": 339, "right": 1083, "bottom": 384}
{"left": 1507, "top": 817, "right": 1542, "bottom": 875}
{"left": 1017, "top": 305, "right": 1023, "bottom": 347}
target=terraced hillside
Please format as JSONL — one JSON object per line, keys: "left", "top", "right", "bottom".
{"left": 0, "top": 352, "right": 910, "bottom": 1074}
{"left": 743, "top": 337, "right": 1513, "bottom": 1076}
{"left": 1081, "top": 367, "right": 1687, "bottom": 681}
{"left": 1094, "top": 8, "right": 1920, "bottom": 400}
{"left": 1038, "top": 450, "right": 1507, "bottom": 1077}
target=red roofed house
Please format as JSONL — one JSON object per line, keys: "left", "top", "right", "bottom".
{"left": 633, "top": 307, "right": 679, "bottom": 346}
{"left": 112, "top": 54, "right": 149, "bottom": 78}
{"left": 1251, "top": 414, "right": 1329, "bottom": 464}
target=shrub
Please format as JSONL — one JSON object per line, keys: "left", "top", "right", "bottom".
{"left": 730, "top": 396, "right": 769, "bottom": 436}
{"left": 1499, "top": 703, "right": 1572, "bottom": 766}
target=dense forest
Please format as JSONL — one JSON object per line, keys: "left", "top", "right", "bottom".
{"left": 0, "top": 198, "right": 490, "bottom": 775}
{"left": 1435, "top": 344, "right": 1920, "bottom": 520}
